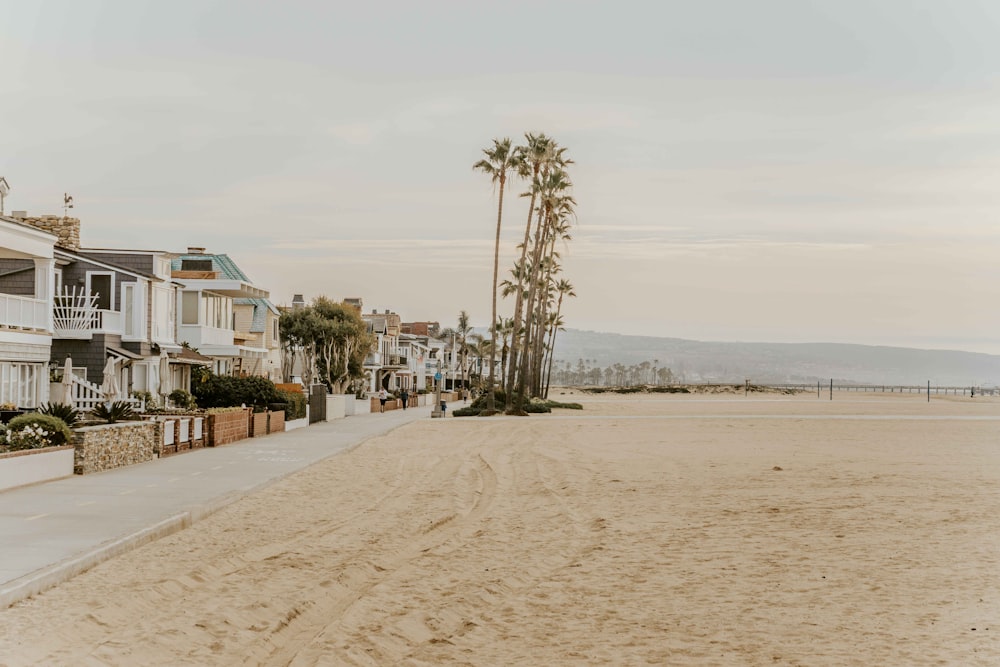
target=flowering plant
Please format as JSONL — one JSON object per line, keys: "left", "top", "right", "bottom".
{"left": 5, "top": 424, "right": 55, "bottom": 451}
{"left": 3, "top": 413, "right": 74, "bottom": 451}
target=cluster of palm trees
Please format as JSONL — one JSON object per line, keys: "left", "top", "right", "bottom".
{"left": 548, "top": 359, "right": 677, "bottom": 387}
{"left": 474, "top": 133, "right": 576, "bottom": 412}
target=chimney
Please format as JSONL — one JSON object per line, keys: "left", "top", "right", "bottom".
{"left": 292, "top": 294, "right": 305, "bottom": 310}
{"left": 187, "top": 247, "right": 206, "bottom": 255}
{"left": 19, "top": 215, "right": 80, "bottom": 250}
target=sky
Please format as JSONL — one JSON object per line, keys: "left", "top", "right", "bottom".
{"left": 3, "top": 0, "right": 1000, "bottom": 354}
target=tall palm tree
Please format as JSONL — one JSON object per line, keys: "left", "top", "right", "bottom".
{"left": 519, "top": 181, "right": 575, "bottom": 400}
{"left": 506, "top": 136, "right": 573, "bottom": 410}
{"left": 473, "top": 138, "right": 521, "bottom": 412}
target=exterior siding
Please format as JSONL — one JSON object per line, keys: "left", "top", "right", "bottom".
{"left": 51, "top": 333, "right": 123, "bottom": 385}
{"left": 0, "top": 259, "right": 37, "bottom": 296}
{"left": 77, "top": 252, "right": 154, "bottom": 275}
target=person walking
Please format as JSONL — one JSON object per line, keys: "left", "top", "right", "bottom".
{"left": 378, "top": 388, "right": 388, "bottom": 413}
{"left": 400, "top": 388, "right": 409, "bottom": 410}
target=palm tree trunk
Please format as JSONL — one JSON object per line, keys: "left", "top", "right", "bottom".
{"left": 505, "top": 185, "right": 538, "bottom": 410}
{"left": 487, "top": 177, "right": 505, "bottom": 412}
{"left": 515, "top": 204, "right": 551, "bottom": 406}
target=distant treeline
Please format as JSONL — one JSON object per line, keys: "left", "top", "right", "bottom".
{"left": 549, "top": 359, "right": 676, "bottom": 387}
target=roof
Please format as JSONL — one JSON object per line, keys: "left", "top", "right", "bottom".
{"left": 173, "top": 347, "right": 213, "bottom": 365}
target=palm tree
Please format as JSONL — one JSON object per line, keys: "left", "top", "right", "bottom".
{"left": 520, "top": 182, "right": 575, "bottom": 399}
{"left": 455, "top": 310, "right": 473, "bottom": 392}
{"left": 473, "top": 138, "right": 521, "bottom": 412}
{"left": 506, "top": 136, "right": 573, "bottom": 409}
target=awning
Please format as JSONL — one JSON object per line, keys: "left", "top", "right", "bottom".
{"left": 107, "top": 346, "right": 143, "bottom": 361}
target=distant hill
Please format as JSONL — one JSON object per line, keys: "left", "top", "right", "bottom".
{"left": 549, "top": 329, "right": 1000, "bottom": 387}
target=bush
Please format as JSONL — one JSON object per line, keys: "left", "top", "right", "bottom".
{"left": 192, "top": 373, "right": 282, "bottom": 410}
{"left": 91, "top": 401, "right": 136, "bottom": 424}
{"left": 277, "top": 390, "right": 307, "bottom": 420}
{"left": 452, "top": 406, "right": 479, "bottom": 417}
{"left": 38, "top": 402, "right": 80, "bottom": 427}
{"left": 168, "top": 389, "right": 197, "bottom": 410}
{"left": 544, "top": 400, "right": 583, "bottom": 410}
{"left": 524, "top": 398, "right": 552, "bottom": 413}
{"left": 5, "top": 413, "right": 74, "bottom": 450}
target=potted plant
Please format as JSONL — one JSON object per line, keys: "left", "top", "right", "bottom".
{"left": 0, "top": 402, "right": 24, "bottom": 424}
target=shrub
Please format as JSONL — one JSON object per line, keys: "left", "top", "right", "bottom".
{"left": 192, "top": 373, "right": 282, "bottom": 410}
{"left": 205, "top": 406, "right": 247, "bottom": 415}
{"left": 38, "top": 402, "right": 81, "bottom": 427}
{"left": 91, "top": 401, "right": 136, "bottom": 424}
{"left": 524, "top": 398, "right": 552, "bottom": 413}
{"left": 277, "top": 390, "right": 307, "bottom": 420}
{"left": 452, "top": 406, "right": 479, "bottom": 417}
{"left": 168, "top": 389, "right": 197, "bottom": 410}
{"left": 5, "top": 413, "right": 74, "bottom": 450}
{"left": 544, "top": 400, "right": 583, "bottom": 410}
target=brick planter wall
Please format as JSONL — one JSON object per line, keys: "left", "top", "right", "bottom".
{"left": 370, "top": 397, "right": 402, "bottom": 412}
{"left": 207, "top": 410, "right": 250, "bottom": 447}
{"left": 249, "top": 411, "right": 268, "bottom": 438}
{"left": 73, "top": 421, "right": 156, "bottom": 474}
{"left": 268, "top": 411, "right": 285, "bottom": 433}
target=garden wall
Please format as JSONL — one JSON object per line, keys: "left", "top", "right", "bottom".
{"left": 207, "top": 409, "right": 250, "bottom": 447}
{"left": 0, "top": 446, "right": 75, "bottom": 492}
{"left": 73, "top": 422, "right": 156, "bottom": 475}
{"left": 269, "top": 410, "right": 285, "bottom": 433}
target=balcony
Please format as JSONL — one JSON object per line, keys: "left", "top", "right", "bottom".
{"left": 0, "top": 293, "right": 49, "bottom": 332}
{"left": 178, "top": 324, "right": 233, "bottom": 348}
{"left": 52, "top": 296, "right": 122, "bottom": 339}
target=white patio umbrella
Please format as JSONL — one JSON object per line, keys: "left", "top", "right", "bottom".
{"left": 158, "top": 349, "right": 172, "bottom": 399}
{"left": 61, "top": 356, "right": 75, "bottom": 408}
{"left": 101, "top": 357, "right": 120, "bottom": 404}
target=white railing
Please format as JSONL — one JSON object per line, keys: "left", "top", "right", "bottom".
{"left": 0, "top": 293, "right": 49, "bottom": 331}
{"left": 53, "top": 288, "right": 123, "bottom": 338}
{"left": 178, "top": 323, "right": 233, "bottom": 347}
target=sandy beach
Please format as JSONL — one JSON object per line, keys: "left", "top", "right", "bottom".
{"left": 1, "top": 391, "right": 998, "bottom": 665}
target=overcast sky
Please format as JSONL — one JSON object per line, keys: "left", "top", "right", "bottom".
{"left": 4, "top": 0, "right": 1000, "bottom": 353}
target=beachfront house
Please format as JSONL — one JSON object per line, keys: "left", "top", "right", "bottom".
{"left": 362, "top": 308, "right": 404, "bottom": 393}
{"left": 0, "top": 213, "right": 217, "bottom": 402}
{"left": 171, "top": 248, "right": 275, "bottom": 378}
{"left": 0, "top": 214, "right": 56, "bottom": 408}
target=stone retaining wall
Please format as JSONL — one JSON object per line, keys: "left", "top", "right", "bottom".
{"left": 73, "top": 421, "right": 156, "bottom": 474}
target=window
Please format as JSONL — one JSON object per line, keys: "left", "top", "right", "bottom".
{"left": 182, "top": 291, "right": 199, "bottom": 325}
{"left": 0, "top": 362, "right": 42, "bottom": 408}
{"left": 86, "top": 272, "right": 114, "bottom": 310}
{"left": 123, "top": 284, "right": 135, "bottom": 337}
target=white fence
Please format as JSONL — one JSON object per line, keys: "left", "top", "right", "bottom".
{"left": 66, "top": 374, "right": 144, "bottom": 412}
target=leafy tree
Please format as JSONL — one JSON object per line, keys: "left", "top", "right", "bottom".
{"left": 312, "top": 297, "right": 373, "bottom": 394}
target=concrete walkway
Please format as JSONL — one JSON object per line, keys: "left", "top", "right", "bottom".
{"left": 0, "top": 404, "right": 435, "bottom": 608}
